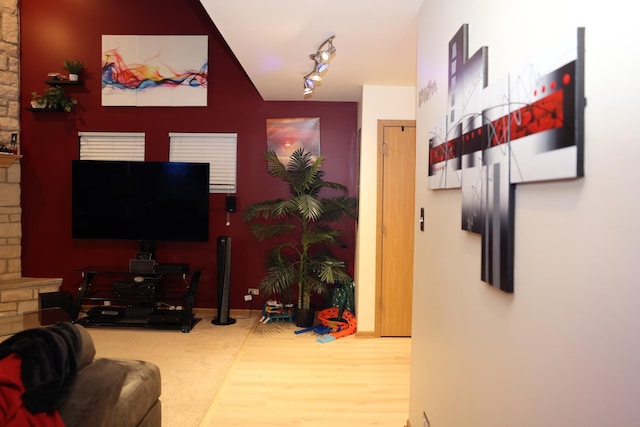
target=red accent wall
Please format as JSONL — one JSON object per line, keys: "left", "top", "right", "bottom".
{"left": 19, "top": 0, "right": 358, "bottom": 309}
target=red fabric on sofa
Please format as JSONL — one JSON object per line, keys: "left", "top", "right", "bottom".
{"left": 0, "top": 353, "right": 64, "bottom": 426}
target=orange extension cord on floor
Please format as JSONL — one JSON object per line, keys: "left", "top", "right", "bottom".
{"left": 316, "top": 307, "right": 357, "bottom": 339}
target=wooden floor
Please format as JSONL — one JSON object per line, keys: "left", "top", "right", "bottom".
{"left": 200, "top": 320, "right": 411, "bottom": 427}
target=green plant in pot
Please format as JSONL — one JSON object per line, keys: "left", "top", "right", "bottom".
{"left": 242, "top": 148, "right": 358, "bottom": 327}
{"left": 37, "top": 85, "right": 77, "bottom": 112}
{"left": 63, "top": 59, "right": 84, "bottom": 81}
{"left": 30, "top": 92, "right": 46, "bottom": 109}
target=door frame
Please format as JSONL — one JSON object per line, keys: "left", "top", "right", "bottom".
{"left": 375, "top": 119, "right": 416, "bottom": 336}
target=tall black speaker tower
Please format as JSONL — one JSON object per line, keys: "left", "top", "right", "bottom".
{"left": 212, "top": 236, "right": 236, "bottom": 325}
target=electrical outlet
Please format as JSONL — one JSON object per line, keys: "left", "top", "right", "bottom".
{"left": 422, "top": 412, "right": 430, "bottom": 427}
{"left": 248, "top": 288, "right": 259, "bottom": 296}
{"left": 244, "top": 294, "right": 252, "bottom": 301}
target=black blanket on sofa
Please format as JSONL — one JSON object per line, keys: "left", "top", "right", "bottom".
{"left": 0, "top": 322, "right": 82, "bottom": 413}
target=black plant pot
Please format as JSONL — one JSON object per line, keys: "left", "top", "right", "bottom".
{"left": 294, "top": 307, "right": 316, "bottom": 327}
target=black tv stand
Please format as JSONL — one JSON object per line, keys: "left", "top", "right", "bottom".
{"left": 73, "top": 265, "right": 201, "bottom": 332}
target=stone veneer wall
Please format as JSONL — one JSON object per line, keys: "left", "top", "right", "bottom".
{"left": 0, "top": 0, "right": 20, "bottom": 281}
{"left": 0, "top": 162, "right": 20, "bottom": 280}
{"left": 0, "top": 1, "right": 63, "bottom": 317}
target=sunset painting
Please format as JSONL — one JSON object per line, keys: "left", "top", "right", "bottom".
{"left": 266, "top": 118, "right": 321, "bottom": 166}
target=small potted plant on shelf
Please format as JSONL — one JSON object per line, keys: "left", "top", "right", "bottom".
{"left": 63, "top": 59, "right": 84, "bottom": 81}
{"left": 30, "top": 92, "right": 46, "bottom": 109}
{"left": 242, "top": 148, "right": 358, "bottom": 327}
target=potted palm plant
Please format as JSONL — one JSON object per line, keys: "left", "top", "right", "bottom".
{"left": 242, "top": 148, "right": 358, "bottom": 327}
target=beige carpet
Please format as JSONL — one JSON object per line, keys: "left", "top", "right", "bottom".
{"left": 86, "top": 313, "right": 258, "bottom": 427}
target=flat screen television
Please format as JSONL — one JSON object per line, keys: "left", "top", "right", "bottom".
{"left": 71, "top": 160, "right": 210, "bottom": 244}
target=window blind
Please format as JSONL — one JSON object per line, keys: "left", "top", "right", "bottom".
{"left": 78, "top": 132, "right": 145, "bottom": 161}
{"left": 169, "top": 132, "right": 237, "bottom": 193}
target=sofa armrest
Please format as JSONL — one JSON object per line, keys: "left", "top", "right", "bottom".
{"left": 73, "top": 324, "right": 95, "bottom": 370}
{"left": 59, "top": 357, "right": 161, "bottom": 427}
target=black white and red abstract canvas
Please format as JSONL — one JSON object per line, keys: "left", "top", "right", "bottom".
{"left": 428, "top": 25, "right": 585, "bottom": 293}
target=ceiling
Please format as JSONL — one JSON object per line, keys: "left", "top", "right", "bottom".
{"left": 199, "top": 0, "right": 423, "bottom": 102}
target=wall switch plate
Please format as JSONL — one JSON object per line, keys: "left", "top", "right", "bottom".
{"left": 244, "top": 294, "right": 252, "bottom": 301}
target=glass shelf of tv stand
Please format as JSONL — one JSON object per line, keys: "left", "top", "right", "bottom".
{"left": 73, "top": 265, "right": 201, "bottom": 333}
{"left": 75, "top": 265, "right": 197, "bottom": 274}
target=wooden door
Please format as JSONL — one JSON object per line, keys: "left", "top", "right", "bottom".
{"left": 377, "top": 120, "right": 416, "bottom": 337}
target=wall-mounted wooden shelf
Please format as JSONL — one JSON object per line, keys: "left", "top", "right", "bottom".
{"left": 0, "top": 154, "right": 22, "bottom": 167}
{"left": 45, "top": 80, "right": 81, "bottom": 86}
{"left": 26, "top": 107, "right": 64, "bottom": 112}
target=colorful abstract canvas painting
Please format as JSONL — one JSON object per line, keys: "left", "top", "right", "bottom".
{"left": 102, "top": 35, "right": 208, "bottom": 107}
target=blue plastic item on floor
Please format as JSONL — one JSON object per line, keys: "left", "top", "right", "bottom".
{"left": 317, "top": 335, "right": 336, "bottom": 343}
{"left": 294, "top": 324, "right": 332, "bottom": 335}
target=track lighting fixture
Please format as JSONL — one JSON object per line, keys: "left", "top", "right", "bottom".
{"left": 302, "top": 35, "right": 336, "bottom": 97}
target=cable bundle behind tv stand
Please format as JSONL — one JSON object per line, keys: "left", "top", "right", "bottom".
{"left": 73, "top": 265, "right": 201, "bottom": 333}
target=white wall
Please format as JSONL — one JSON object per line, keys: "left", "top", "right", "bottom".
{"left": 410, "top": 1, "right": 640, "bottom": 426}
{"left": 355, "top": 85, "right": 415, "bottom": 332}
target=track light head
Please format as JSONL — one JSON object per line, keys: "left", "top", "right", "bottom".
{"left": 304, "top": 74, "right": 316, "bottom": 88}
{"left": 303, "top": 73, "right": 316, "bottom": 96}
{"left": 318, "top": 51, "right": 330, "bottom": 62}
{"left": 318, "top": 39, "right": 336, "bottom": 62}
{"left": 315, "top": 62, "right": 329, "bottom": 74}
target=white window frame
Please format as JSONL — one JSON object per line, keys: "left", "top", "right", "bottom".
{"left": 78, "top": 132, "right": 145, "bottom": 161}
{"left": 169, "top": 132, "right": 237, "bottom": 193}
